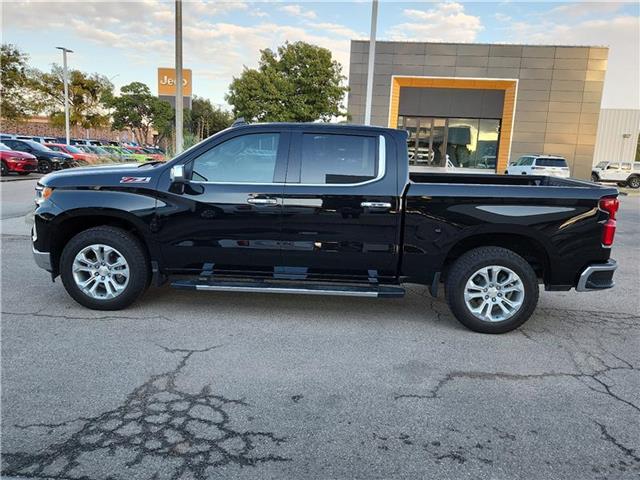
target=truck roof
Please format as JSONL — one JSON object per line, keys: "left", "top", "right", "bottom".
{"left": 230, "top": 122, "right": 402, "bottom": 135}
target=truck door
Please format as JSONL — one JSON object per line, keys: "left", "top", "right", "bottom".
{"left": 280, "top": 129, "right": 401, "bottom": 281}
{"left": 155, "top": 129, "right": 289, "bottom": 273}
{"left": 603, "top": 162, "right": 624, "bottom": 181}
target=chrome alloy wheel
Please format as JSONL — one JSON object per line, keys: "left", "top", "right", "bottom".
{"left": 72, "top": 244, "right": 130, "bottom": 299}
{"left": 463, "top": 265, "right": 525, "bottom": 323}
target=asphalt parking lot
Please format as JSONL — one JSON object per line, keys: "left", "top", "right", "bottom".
{"left": 1, "top": 179, "right": 639, "bottom": 480}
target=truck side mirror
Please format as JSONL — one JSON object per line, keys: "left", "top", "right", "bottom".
{"left": 170, "top": 164, "right": 187, "bottom": 183}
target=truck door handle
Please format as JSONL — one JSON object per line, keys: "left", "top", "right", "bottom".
{"left": 361, "top": 201, "right": 391, "bottom": 209}
{"left": 247, "top": 197, "right": 277, "bottom": 205}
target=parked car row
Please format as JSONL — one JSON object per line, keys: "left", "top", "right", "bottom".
{"left": 0, "top": 133, "right": 167, "bottom": 175}
{"left": 1, "top": 139, "right": 76, "bottom": 174}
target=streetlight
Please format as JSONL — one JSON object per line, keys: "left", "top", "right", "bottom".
{"left": 56, "top": 47, "right": 73, "bottom": 145}
{"left": 175, "top": 0, "right": 184, "bottom": 154}
{"left": 364, "top": 0, "right": 378, "bottom": 125}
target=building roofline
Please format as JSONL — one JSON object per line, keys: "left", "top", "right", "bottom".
{"left": 350, "top": 39, "right": 609, "bottom": 49}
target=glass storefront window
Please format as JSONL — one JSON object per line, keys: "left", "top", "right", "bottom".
{"left": 477, "top": 119, "right": 500, "bottom": 170}
{"left": 447, "top": 118, "right": 478, "bottom": 168}
{"left": 397, "top": 115, "right": 501, "bottom": 171}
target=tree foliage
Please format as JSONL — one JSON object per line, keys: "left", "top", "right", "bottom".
{"left": 186, "top": 96, "right": 233, "bottom": 139}
{"left": 226, "top": 41, "right": 347, "bottom": 122}
{"left": 103, "top": 82, "right": 173, "bottom": 146}
{"left": 29, "top": 65, "right": 114, "bottom": 129}
{"left": 0, "top": 44, "right": 36, "bottom": 120}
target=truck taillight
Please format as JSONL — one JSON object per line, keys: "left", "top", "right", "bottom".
{"left": 599, "top": 197, "right": 619, "bottom": 247}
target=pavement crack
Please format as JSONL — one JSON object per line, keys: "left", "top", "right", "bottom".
{"left": 2, "top": 345, "right": 289, "bottom": 479}
{"left": 395, "top": 367, "right": 640, "bottom": 413}
{"left": 2, "top": 310, "right": 175, "bottom": 323}
{"left": 594, "top": 421, "right": 640, "bottom": 463}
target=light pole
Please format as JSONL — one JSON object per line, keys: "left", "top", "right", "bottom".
{"left": 56, "top": 47, "right": 73, "bottom": 144}
{"left": 364, "top": 0, "right": 378, "bottom": 125}
{"left": 175, "top": 0, "right": 184, "bottom": 154}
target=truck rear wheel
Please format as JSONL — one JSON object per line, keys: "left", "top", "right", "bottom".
{"left": 60, "top": 226, "right": 150, "bottom": 310}
{"left": 445, "top": 247, "right": 539, "bottom": 334}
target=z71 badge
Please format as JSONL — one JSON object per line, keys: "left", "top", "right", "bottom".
{"left": 120, "top": 176, "right": 151, "bottom": 184}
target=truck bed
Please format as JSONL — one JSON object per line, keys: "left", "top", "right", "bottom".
{"left": 410, "top": 172, "right": 601, "bottom": 188}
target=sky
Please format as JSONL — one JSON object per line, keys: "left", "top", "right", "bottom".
{"left": 2, "top": 1, "right": 639, "bottom": 109}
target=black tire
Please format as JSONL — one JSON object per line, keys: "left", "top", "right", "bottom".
{"left": 627, "top": 176, "right": 640, "bottom": 189}
{"left": 591, "top": 173, "right": 599, "bottom": 182}
{"left": 1, "top": 162, "right": 7, "bottom": 176}
{"left": 60, "top": 226, "right": 150, "bottom": 310}
{"left": 445, "top": 246, "right": 539, "bottom": 334}
{"left": 38, "top": 159, "right": 53, "bottom": 174}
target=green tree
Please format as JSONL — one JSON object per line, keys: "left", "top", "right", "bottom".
{"left": 104, "top": 82, "right": 173, "bottom": 146}
{"left": 29, "top": 65, "right": 113, "bottom": 129}
{"left": 0, "top": 44, "right": 36, "bottom": 120}
{"left": 226, "top": 41, "right": 348, "bottom": 122}
{"left": 186, "top": 96, "right": 233, "bottom": 139}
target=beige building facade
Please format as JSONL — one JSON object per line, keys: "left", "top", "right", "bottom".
{"left": 347, "top": 40, "right": 609, "bottom": 179}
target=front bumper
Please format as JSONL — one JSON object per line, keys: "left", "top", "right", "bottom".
{"left": 7, "top": 161, "right": 38, "bottom": 172}
{"left": 576, "top": 259, "right": 617, "bottom": 292}
{"left": 32, "top": 224, "right": 52, "bottom": 271}
{"left": 33, "top": 246, "right": 52, "bottom": 271}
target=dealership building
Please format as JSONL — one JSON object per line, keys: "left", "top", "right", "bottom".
{"left": 347, "top": 40, "right": 611, "bottom": 179}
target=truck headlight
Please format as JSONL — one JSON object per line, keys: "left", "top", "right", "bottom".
{"left": 35, "top": 185, "right": 53, "bottom": 204}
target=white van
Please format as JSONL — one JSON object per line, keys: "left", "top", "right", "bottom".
{"left": 506, "top": 155, "right": 570, "bottom": 178}
{"left": 591, "top": 161, "right": 640, "bottom": 189}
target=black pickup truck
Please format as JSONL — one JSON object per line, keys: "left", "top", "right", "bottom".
{"left": 32, "top": 123, "right": 619, "bottom": 333}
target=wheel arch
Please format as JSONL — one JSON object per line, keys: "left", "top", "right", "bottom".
{"left": 442, "top": 233, "right": 551, "bottom": 283}
{"left": 626, "top": 173, "right": 640, "bottom": 186}
{"left": 49, "top": 209, "right": 153, "bottom": 276}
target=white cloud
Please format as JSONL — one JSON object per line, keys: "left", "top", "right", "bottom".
{"left": 305, "top": 22, "right": 362, "bottom": 39}
{"left": 250, "top": 9, "right": 269, "bottom": 18}
{"left": 547, "top": 2, "right": 623, "bottom": 18}
{"left": 386, "top": 2, "right": 484, "bottom": 42}
{"left": 280, "top": 4, "right": 317, "bottom": 20}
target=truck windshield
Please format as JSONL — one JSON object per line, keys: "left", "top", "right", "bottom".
{"left": 595, "top": 162, "right": 608, "bottom": 169}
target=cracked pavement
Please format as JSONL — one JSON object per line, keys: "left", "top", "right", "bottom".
{"left": 1, "top": 181, "right": 639, "bottom": 479}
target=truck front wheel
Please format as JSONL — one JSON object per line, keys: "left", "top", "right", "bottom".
{"left": 60, "top": 226, "right": 150, "bottom": 310}
{"left": 445, "top": 247, "right": 539, "bottom": 334}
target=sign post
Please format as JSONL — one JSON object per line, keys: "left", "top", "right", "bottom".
{"left": 175, "top": 0, "right": 184, "bottom": 154}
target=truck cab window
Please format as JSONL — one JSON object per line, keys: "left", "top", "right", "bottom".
{"left": 300, "top": 134, "right": 377, "bottom": 184}
{"left": 191, "top": 133, "right": 279, "bottom": 183}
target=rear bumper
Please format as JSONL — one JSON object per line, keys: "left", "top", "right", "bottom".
{"left": 576, "top": 259, "right": 617, "bottom": 292}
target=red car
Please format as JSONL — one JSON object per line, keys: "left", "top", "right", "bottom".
{"left": 0, "top": 142, "right": 38, "bottom": 176}
{"left": 44, "top": 143, "right": 99, "bottom": 165}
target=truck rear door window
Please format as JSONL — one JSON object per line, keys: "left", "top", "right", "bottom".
{"left": 191, "top": 133, "right": 279, "bottom": 183}
{"left": 300, "top": 134, "right": 377, "bottom": 184}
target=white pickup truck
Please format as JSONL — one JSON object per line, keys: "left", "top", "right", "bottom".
{"left": 592, "top": 161, "right": 640, "bottom": 189}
